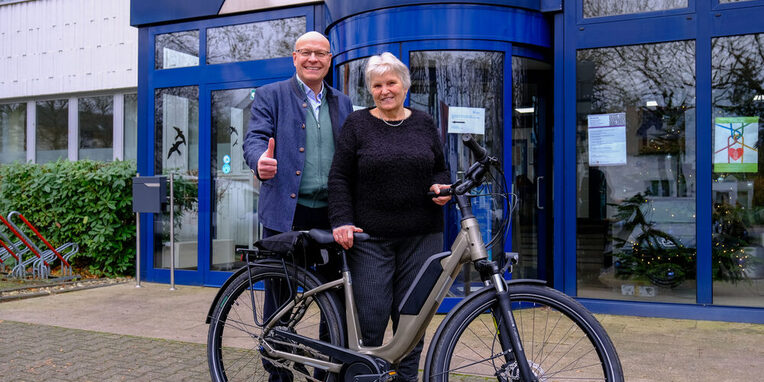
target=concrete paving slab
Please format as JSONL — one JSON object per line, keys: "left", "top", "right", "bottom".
{"left": 0, "top": 282, "right": 216, "bottom": 344}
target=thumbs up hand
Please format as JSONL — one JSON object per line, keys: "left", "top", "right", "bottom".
{"left": 257, "top": 138, "right": 277, "bottom": 180}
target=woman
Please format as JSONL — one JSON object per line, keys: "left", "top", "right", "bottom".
{"left": 328, "top": 52, "right": 451, "bottom": 382}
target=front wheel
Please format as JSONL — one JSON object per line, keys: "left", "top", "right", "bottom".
{"left": 426, "top": 284, "right": 623, "bottom": 382}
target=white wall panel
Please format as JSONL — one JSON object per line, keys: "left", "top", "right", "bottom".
{"left": 0, "top": 0, "right": 137, "bottom": 101}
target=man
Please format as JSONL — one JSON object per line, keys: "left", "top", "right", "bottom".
{"left": 244, "top": 31, "right": 352, "bottom": 237}
{"left": 242, "top": 31, "right": 353, "bottom": 382}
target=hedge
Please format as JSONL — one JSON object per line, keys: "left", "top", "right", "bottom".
{"left": 0, "top": 160, "right": 136, "bottom": 277}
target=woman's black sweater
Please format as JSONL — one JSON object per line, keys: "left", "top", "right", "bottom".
{"left": 328, "top": 108, "right": 451, "bottom": 237}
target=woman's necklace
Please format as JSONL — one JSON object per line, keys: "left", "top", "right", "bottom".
{"left": 375, "top": 109, "right": 405, "bottom": 127}
{"left": 381, "top": 118, "right": 404, "bottom": 127}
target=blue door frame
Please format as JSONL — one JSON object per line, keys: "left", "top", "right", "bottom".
{"left": 137, "top": 6, "right": 317, "bottom": 286}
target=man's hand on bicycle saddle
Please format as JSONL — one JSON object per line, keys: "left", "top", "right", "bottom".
{"left": 333, "top": 224, "right": 364, "bottom": 249}
{"left": 429, "top": 183, "right": 452, "bottom": 206}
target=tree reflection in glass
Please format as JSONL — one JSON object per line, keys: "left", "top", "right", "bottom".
{"left": 36, "top": 100, "right": 69, "bottom": 163}
{"left": 155, "top": 30, "right": 199, "bottom": 69}
{"left": 0, "top": 103, "right": 26, "bottom": 164}
{"left": 206, "top": 17, "right": 305, "bottom": 65}
{"left": 337, "top": 57, "right": 373, "bottom": 108}
{"left": 78, "top": 96, "right": 113, "bottom": 161}
{"left": 409, "top": 50, "right": 504, "bottom": 296}
{"left": 576, "top": 41, "right": 697, "bottom": 303}
{"left": 583, "top": 0, "right": 687, "bottom": 18}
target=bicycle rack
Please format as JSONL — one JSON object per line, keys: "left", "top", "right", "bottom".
{"left": 0, "top": 229, "right": 31, "bottom": 275}
{"left": 3, "top": 211, "right": 79, "bottom": 279}
{"left": 0, "top": 214, "right": 45, "bottom": 278}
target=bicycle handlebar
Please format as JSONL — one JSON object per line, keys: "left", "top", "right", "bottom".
{"left": 462, "top": 134, "right": 488, "bottom": 163}
{"left": 426, "top": 134, "right": 497, "bottom": 198}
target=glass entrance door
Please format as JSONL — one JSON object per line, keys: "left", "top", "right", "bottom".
{"left": 511, "top": 57, "right": 553, "bottom": 281}
{"left": 206, "top": 82, "right": 283, "bottom": 286}
{"left": 210, "top": 87, "right": 258, "bottom": 273}
{"left": 406, "top": 49, "right": 507, "bottom": 296}
{"left": 334, "top": 42, "right": 553, "bottom": 293}
{"left": 153, "top": 86, "right": 200, "bottom": 281}
{"left": 402, "top": 42, "right": 553, "bottom": 291}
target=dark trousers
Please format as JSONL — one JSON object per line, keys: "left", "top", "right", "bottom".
{"left": 262, "top": 204, "right": 338, "bottom": 382}
{"left": 349, "top": 232, "right": 443, "bottom": 382}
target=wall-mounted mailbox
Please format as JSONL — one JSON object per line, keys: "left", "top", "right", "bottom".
{"left": 132, "top": 176, "right": 167, "bottom": 213}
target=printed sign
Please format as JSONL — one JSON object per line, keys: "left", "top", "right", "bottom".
{"left": 713, "top": 117, "right": 759, "bottom": 173}
{"left": 587, "top": 113, "right": 627, "bottom": 166}
{"left": 448, "top": 107, "right": 485, "bottom": 135}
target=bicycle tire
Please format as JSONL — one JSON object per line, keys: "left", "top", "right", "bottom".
{"left": 207, "top": 261, "right": 345, "bottom": 382}
{"left": 426, "top": 283, "right": 623, "bottom": 382}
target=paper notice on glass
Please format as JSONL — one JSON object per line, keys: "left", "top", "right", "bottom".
{"left": 448, "top": 107, "right": 485, "bottom": 135}
{"left": 713, "top": 116, "right": 759, "bottom": 173}
{"left": 587, "top": 113, "right": 627, "bottom": 166}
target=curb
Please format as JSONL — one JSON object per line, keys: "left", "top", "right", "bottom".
{"left": 0, "top": 278, "right": 130, "bottom": 302}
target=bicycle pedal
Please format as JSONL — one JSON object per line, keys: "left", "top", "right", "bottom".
{"left": 353, "top": 370, "right": 397, "bottom": 382}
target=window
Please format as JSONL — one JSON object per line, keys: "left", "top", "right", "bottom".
{"left": 155, "top": 30, "right": 199, "bottom": 69}
{"left": 576, "top": 41, "right": 696, "bottom": 303}
{"left": 36, "top": 99, "right": 68, "bottom": 163}
{"left": 711, "top": 33, "right": 764, "bottom": 307}
{"left": 583, "top": 0, "right": 687, "bottom": 18}
{"left": 0, "top": 103, "right": 26, "bottom": 163}
{"left": 78, "top": 96, "right": 113, "bottom": 161}
{"left": 206, "top": 17, "right": 305, "bottom": 65}
{"left": 124, "top": 93, "right": 138, "bottom": 161}
{"left": 336, "top": 57, "right": 373, "bottom": 109}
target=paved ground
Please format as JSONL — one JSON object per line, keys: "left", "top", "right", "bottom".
{"left": 0, "top": 321, "right": 208, "bottom": 381}
{"left": 0, "top": 282, "right": 763, "bottom": 381}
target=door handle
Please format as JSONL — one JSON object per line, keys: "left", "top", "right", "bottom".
{"left": 536, "top": 176, "right": 544, "bottom": 210}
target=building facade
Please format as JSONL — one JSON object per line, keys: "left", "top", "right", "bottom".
{"left": 4, "top": 0, "right": 763, "bottom": 323}
{"left": 0, "top": 0, "right": 138, "bottom": 164}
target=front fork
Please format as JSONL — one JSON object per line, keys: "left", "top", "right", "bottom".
{"left": 477, "top": 261, "right": 538, "bottom": 382}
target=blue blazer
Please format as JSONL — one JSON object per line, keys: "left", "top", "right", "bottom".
{"left": 243, "top": 76, "right": 353, "bottom": 232}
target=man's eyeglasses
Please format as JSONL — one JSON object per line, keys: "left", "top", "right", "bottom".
{"left": 295, "top": 49, "right": 331, "bottom": 58}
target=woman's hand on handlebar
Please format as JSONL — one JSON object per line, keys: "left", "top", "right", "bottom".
{"left": 430, "top": 184, "right": 452, "bottom": 206}
{"left": 333, "top": 224, "right": 364, "bottom": 250}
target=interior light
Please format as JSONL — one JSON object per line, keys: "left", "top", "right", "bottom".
{"left": 515, "top": 107, "right": 535, "bottom": 114}
{"left": 754, "top": 94, "right": 764, "bottom": 102}
{"left": 646, "top": 101, "right": 658, "bottom": 107}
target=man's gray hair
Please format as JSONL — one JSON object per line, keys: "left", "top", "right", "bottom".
{"left": 365, "top": 52, "right": 411, "bottom": 92}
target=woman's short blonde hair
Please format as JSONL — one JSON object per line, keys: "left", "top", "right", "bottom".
{"left": 365, "top": 52, "right": 411, "bottom": 92}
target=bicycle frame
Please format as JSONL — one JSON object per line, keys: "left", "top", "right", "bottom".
{"left": 260, "top": 193, "right": 530, "bottom": 377}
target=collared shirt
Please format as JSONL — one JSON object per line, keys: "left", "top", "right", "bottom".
{"left": 296, "top": 75, "right": 325, "bottom": 120}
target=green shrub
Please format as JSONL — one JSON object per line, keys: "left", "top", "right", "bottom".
{"left": 0, "top": 160, "right": 137, "bottom": 277}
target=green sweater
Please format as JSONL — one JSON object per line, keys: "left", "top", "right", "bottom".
{"left": 298, "top": 99, "right": 334, "bottom": 208}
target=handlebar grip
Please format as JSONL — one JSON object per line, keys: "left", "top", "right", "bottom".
{"left": 462, "top": 134, "right": 488, "bottom": 163}
{"left": 426, "top": 187, "right": 453, "bottom": 198}
{"left": 354, "top": 232, "right": 371, "bottom": 242}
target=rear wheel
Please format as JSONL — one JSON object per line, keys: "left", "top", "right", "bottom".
{"left": 427, "top": 284, "right": 623, "bottom": 381}
{"left": 207, "top": 262, "right": 344, "bottom": 382}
